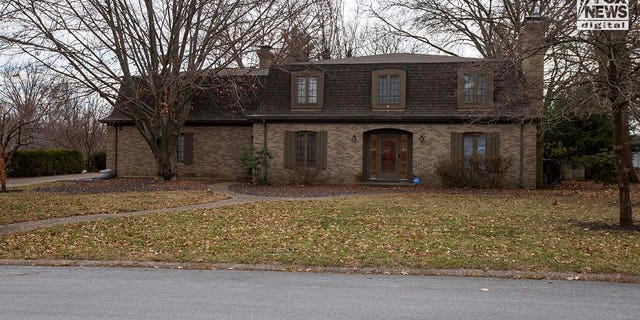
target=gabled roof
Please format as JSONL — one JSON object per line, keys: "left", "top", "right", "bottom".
{"left": 290, "top": 53, "right": 486, "bottom": 65}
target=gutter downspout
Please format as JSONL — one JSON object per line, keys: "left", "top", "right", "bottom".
{"left": 519, "top": 120, "right": 525, "bottom": 188}
{"left": 263, "top": 119, "right": 268, "bottom": 182}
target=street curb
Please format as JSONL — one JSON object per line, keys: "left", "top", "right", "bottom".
{"left": 1, "top": 259, "right": 639, "bottom": 283}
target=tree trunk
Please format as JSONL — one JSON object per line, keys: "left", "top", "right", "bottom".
{"left": 604, "top": 30, "right": 634, "bottom": 229}
{"left": 612, "top": 102, "right": 633, "bottom": 228}
{"left": 152, "top": 133, "right": 178, "bottom": 181}
{"left": 0, "top": 147, "right": 6, "bottom": 192}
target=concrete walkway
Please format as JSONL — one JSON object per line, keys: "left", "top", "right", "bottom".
{"left": 6, "top": 173, "right": 103, "bottom": 188}
{"left": 0, "top": 183, "right": 354, "bottom": 235}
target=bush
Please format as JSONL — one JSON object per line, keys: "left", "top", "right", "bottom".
{"left": 435, "top": 155, "right": 512, "bottom": 188}
{"left": 581, "top": 151, "right": 616, "bottom": 184}
{"left": 240, "top": 146, "right": 272, "bottom": 184}
{"left": 88, "top": 151, "right": 107, "bottom": 172}
{"left": 8, "top": 149, "right": 84, "bottom": 177}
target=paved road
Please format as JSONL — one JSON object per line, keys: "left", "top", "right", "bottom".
{"left": 1, "top": 266, "right": 639, "bottom": 320}
{"left": 6, "top": 173, "right": 103, "bottom": 188}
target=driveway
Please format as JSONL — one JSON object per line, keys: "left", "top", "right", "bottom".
{"left": 6, "top": 172, "right": 103, "bottom": 188}
{"left": 1, "top": 266, "right": 639, "bottom": 320}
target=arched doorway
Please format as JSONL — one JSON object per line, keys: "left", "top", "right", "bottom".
{"left": 363, "top": 129, "right": 412, "bottom": 181}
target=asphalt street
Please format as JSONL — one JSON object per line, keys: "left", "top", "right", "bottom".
{"left": 1, "top": 266, "right": 639, "bottom": 320}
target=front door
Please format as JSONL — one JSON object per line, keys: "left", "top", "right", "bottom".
{"left": 378, "top": 134, "right": 399, "bottom": 179}
{"left": 365, "top": 130, "right": 411, "bottom": 181}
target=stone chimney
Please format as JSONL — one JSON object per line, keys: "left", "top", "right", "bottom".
{"left": 256, "top": 45, "right": 276, "bottom": 68}
{"left": 519, "top": 16, "right": 548, "bottom": 117}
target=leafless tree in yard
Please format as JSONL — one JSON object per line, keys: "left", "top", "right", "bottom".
{"left": 0, "top": 67, "right": 52, "bottom": 192}
{"left": 2, "top": 0, "right": 307, "bottom": 180}
{"left": 44, "top": 81, "right": 107, "bottom": 170}
{"left": 372, "top": 0, "right": 640, "bottom": 227}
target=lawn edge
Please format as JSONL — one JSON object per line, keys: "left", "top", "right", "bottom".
{"left": 1, "top": 259, "right": 638, "bottom": 283}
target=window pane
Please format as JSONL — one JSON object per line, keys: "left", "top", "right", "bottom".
{"left": 378, "top": 76, "right": 387, "bottom": 103}
{"left": 464, "top": 74, "right": 474, "bottom": 103}
{"left": 463, "top": 134, "right": 474, "bottom": 160}
{"left": 476, "top": 135, "right": 486, "bottom": 158}
{"left": 306, "top": 133, "right": 316, "bottom": 167}
{"left": 297, "top": 77, "right": 306, "bottom": 104}
{"left": 177, "top": 134, "right": 185, "bottom": 163}
{"left": 295, "top": 133, "right": 306, "bottom": 166}
{"left": 390, "top": 75, "right": 399, "bottom": 103}
{"left": 308, "top": 77, "right": 317, "bottom": 104}
{"left": 477, "top": 75, "right": 487, "bottom": 102}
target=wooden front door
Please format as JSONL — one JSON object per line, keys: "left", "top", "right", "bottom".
{"left": 366, "top": 131, "right": 411, "bottom": 181}
{"left": 378, "top": 134, "right": 399, "bottom": 179}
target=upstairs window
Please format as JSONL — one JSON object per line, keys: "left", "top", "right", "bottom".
{"left": 372, "top": 69, "right": 406, "bottom": 110}
{"left": 291, "top": 70, "right": 324, "bottom": 110}
{"left": 457, "top": 68, "right": 493, "bottom": 107}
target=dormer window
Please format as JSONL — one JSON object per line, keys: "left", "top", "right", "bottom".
{"left": 372, "top": 69, "right": 406, "bottom": 110}
{"left": 458, "top": 68, "right": 494, "bottom": 108}
{"left": 291, "top": 70, "right": 324, "bottom": 110}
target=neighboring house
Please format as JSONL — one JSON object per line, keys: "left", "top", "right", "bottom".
{"left": 102, "top": 17, "right": 546, "bottom": 189}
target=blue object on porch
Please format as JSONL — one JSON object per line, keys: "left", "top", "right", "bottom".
{"left": 412, "top": 177, "right": 420, "bottom": 185}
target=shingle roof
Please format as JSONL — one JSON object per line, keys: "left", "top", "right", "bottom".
{"left": 291, "top": 53, "right": 486, "bottom": 65}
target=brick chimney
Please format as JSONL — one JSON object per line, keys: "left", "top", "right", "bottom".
{"left": 519, "top": 16, "right": 548, "bottom": 117}
{"left": 256, "top": 45, "right": 276, "bottom": 68}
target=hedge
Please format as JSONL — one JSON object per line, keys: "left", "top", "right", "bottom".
{"left": 8, "top": 149, "right": 84, "bottom": 177}
{"left": 88, "top": 151, "right": 107, "bottom": 172}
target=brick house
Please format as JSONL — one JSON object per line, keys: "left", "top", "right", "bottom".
{"left": 103, "top": 17, "right": 546, "bottom": 189}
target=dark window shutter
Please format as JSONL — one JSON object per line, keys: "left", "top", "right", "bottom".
{"left": 315, "top": 131, "right": 327, "bottom": 170}
{"left": 284, "top": 131, "right": 295, "bottom": 168}
{"left": 487, "top": 133, "right": 500, "bottom": 159}
{"left": 184, "top": 132, "right": 194, "bottom": 165}
{"left": 451, "top": 132, "right": 463, "bottom": 163}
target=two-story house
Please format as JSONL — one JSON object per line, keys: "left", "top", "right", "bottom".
{"left": 103, "top": 17, "right": 546, "bottom": 189}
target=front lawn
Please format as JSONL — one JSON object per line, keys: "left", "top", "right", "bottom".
{"left": 1, "top": 191, "right": 639, "bottom": 275}
{"left": 0, "top": 191, "right": 227, "bottom": 224}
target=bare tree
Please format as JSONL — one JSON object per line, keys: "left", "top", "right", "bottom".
{"left": 371, "top": 0, "right": 640, "bottom": 227}
{"left": 44, "top": 82, "right": 107, "bottom": 169}
{"left": 588, "top": 26, "right": 640, "bottom": 228}
{"left": 0, "top": 67, "right": 51, "bottom": 192}
{"left": 2, "top": 0, "right": 305, "bottom": 180}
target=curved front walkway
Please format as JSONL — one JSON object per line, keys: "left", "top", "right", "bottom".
{"left": 6, "top": 173, "right": 103, "bottom": 188}
{"left": 0, "top": 183, "right": 363, "bottom": 235}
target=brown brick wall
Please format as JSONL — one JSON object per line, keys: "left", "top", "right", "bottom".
{"left": 107, "top": 125, "right": 252, "bottom": 179}
{"left": 254, "top": 123, "right": 538, "bottom": 188}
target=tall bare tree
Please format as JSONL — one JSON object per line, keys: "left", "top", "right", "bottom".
{"left": 44, "top": 82, "right": 107, "bottom": 169}
{"left": 372, "top": 0, "right": 639, "bottom": 227}
{"left": 2, "top": 0, "right": 305, "bottom": 180}
{"left": 0, "top": 68, "right": 51, "bottom": 192}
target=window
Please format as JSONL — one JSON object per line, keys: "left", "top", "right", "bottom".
{"left": 463, "top": 133, "right": 487, "bottom": 168}
{"left": 284, "top": 131, "right": 327, "bottom": 169}
{"left": 176, "top": 132, "right": 193, "bottom": 165}
{"left": 177, "top": 134, "right": 185, "bottom": 163}
{"left": 291, "top": 70, "right": 324, "bottom": 110}
{"left": 372, "top": 69, "right": 406, "bottom": 110}
{"left": 457, "top": 68, "right": 493, "bottom": 107}
{"left": 451, "top": 132, "right": 499, "bottom": 169}
{"left": 295, "top": 132, "right": 317, "bottom": 167}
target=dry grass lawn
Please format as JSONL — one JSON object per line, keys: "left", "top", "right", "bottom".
{"left": 1, "top": 190, "right": 639, "bottom": 275}
{"left": 0, "top": 191, "right": 228, "bottom": 224}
